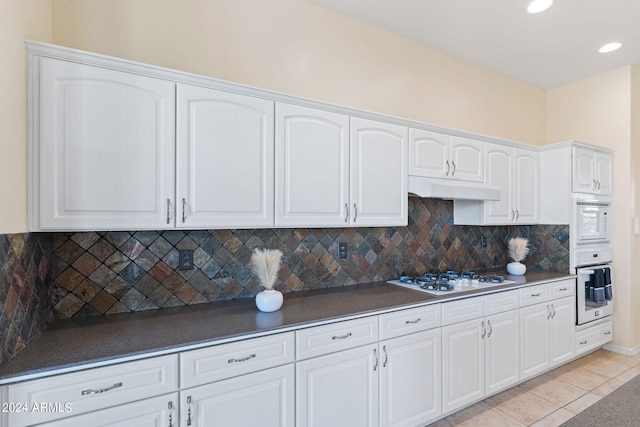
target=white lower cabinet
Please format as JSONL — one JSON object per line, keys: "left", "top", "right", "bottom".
{"left": 441, "top": 309, "right": 520, "bottom": 414}
{"left": 36, "top": 393, "right": 178, "bottom": 427}
{"left": 520, "top": 296, "right": 575, "bottom": 380}
{"left": 379, "top": 329, "right": 441, "bottom": 427}
{"left": 296, "top": 344, "right": 379, "bottom": 427}
{"left": 181, "top": 364, "right": 294, "bottom": 427}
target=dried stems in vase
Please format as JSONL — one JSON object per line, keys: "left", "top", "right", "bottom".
{"left": 249, "top": 248, "right": 283, "bottom": 290}
{"left": 508, "top": 237, "right": 529, "bottom": 263}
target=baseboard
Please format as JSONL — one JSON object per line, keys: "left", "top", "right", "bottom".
{"left": 603, "top": 343, "right": 640, "bottom": 356}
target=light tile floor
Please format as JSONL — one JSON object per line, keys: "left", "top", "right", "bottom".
{"left": 428, "top": 349, "right": 640, "bottom": 427}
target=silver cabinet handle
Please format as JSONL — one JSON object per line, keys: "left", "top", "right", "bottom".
{"left": 186, "top": 396, "right": 192, "bottom": 426}
{"left": 580, "top": 340, "right": 588, "bottom": 345}
{"left": 597, "top": 180, "right": 601, "bottom": 190}
{"left": 383, "top": 345, "right": 388, "bottom": 368}
{"left": 481, "top": 320, "right": 486, "bottom": 339}
{"left": 593, "top": 178, "right": 598, "bottom": 191}
{"left": 166, "top": 199, "right": 171, "bottom": 224}
{"left": 81, "top": 382, "right": 122, "bottom": 396}
{"left": 353, "top": 203, "right": 358, "bottom": 222}
{"left": 182, "top": 198, "right": 187, "bottom": 223}
{"left": 373, "top": 348, "right": 379, "bottom": 371}
{"left": 228, "top": 353, "right": 256, "bottom": 363}
{"left": 344, "top": 203, "right": 349, "bottom": 223}
{"left": 405, "top": 318, "right": 422, "bottom": 324}
{"left": 558, "top": 287, "right": 568, "bottom": 291}
{"left": 531, "top": 292, "right": 541, "bottom": 297}
{"left": 332, "top": 332, "right": 352, "bottom": 340}
{"left": 550, "top": 304, "right": 556, "bottom": 319}
{"left": 604, "top": 331, "right": 612, "bottom": 335}
{"left": 487, "top": 320, "right": 493, "bottom": 338}
{"left": 511, "top": 210, "right": 516, "bottom": 221}
{"left": 445, "top": 160, "right": 450, "bottom": 176}
{"left": 515, "top": 209, "right": 520, "bottom": 221}
{"left": 168, "top": 401, "right": 174, "bottom": 427}
{"left": 451, "top": 160, "right": 456, "bottom": 176}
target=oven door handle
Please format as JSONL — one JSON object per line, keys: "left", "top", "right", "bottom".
{"left": 578, "top": 269, "right": 595, "bottom": 276}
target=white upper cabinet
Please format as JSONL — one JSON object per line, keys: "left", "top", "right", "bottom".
{"left": 350, "top": 118, "right": 408, "bottom": 227}
{"left": 276, "top": 106, "right": 407, "bottom": 227}
{"left": 454, "top": 144, "right": 538, "bottom": 225}
{"left": 33, "top": 57, "right": 176, "bottom": 230}
{"left": 275, "top": 104, "right": 349, "bottom": 227}
{"left": 177, "top": 84, "right": 274, "bottom": 228}
{"left": 572, "top": 146, "right": 612, "bottom": 195}
{"left": 409, "top": 129, "right": 483, "bottom": 182}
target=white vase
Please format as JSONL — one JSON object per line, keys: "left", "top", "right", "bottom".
{"left": 506, "top": 261, "right": 527, "bottom": 275}
{"left": 255, "top": 289, "right": 283, "bottom": 312}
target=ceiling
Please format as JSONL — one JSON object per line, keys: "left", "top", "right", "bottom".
{"left": 308, "top": 0, "right": 640, "bottom": 89}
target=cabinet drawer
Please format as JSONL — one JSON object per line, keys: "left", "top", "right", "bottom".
{"left": 576, "top": 321, "right": 613, "bottom": 355}
{"left": 296, "top": 317, "right": 378, "bottom": 360}
{"left": 181, "top": 332, "right": 294, "bottom": 389}
{"left": 35, "top": 392, "right": 178, "bottom": 427}
{"left": 485, "top": 290, "right": 519, "bottom": 315}
{"left": 8, "top": 355, "right": 178, "bottom": 427}
{"left": 549, "top": 279, "right": 575, "bottom": 299}
{"left": 520, "top": 284, "right": 549, "bottom": 306}
{"left": 379, "top": 305, "right": 441, "bottom": 340}
{"left": 441, "top": 296, "right": 485, "bottom": 326}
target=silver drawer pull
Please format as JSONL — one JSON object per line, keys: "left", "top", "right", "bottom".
{"left": 558, "top": 287, "right": 568, "bottom": 291}
{"left": 531, "top": 292, "right": 541, "bottom": 297}
{"left": 228, "top": 354, "right": 256, "bottom": 364}
{"left": 81, "top": 382, "right": 123, "bottom": 396}
{"left": 405, "top": 318, "right": 422, "bottom": 324}
{"left": 580, "top": 340, "right": 588, "bottom": 345}
{"left": 332, "top": 332, "right": 352, "bottom": 340}
{"left": 604, "top": 331, "right": 612, "bottom": 335}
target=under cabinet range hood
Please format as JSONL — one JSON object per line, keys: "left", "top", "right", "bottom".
{"left": 408, "top": 176, "right": 501, "bottom": 201}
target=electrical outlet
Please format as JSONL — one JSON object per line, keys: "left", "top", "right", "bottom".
{"left": 338, "top": 242, "right": 348, "bottom": 259}
{"left": 179, "top": 250, "right": 194, "bottom": 270}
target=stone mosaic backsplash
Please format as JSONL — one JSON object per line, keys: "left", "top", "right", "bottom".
{"left": 0, "top": 233, "right": 51, "bottom": 367}
{"left": 48, "top": 198, "right": 570, "bottom": 319}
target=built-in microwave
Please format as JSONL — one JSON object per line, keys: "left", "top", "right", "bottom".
{"left": 574, "top": 199, "right": 611, "bottom": 245}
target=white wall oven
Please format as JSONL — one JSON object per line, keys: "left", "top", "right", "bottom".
{"left": 575, "top": 247, "right": 613, "bottom": 325}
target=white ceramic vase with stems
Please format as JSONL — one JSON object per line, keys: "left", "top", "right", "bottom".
{"left": 506, "top": 237, "right": 529, "bottom": 276}
{"left": 250, "top": 248, "right": 284, "bottom": 312}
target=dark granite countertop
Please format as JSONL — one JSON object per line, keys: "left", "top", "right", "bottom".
{"left": 0, "top": 270, "right": 572, "bottom": 385}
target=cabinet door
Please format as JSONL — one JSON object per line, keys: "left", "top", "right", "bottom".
{"left": 408, "top": 129, "right": 450, "bottom": 178}
{"left": 485, "top": 310, "right": 520, "bottom": 395}
{"left": 379, "top": 330, "right": 441, "bottom": 427}
{"left": 350, "top": 118, "right": 408, "bottom": 227}
{"left": 297, "top": 344, "right": 379, "bottom": 427}
{"left": 177, "top": 84, "right": 274, "bottom": 228}
{"left": 520, "top": 303, "right": 550, "bottom": 380}
{"left": 483, "top": 144, "right": 513, "bottom": 224}
{"left": 595, "top": 152, "right": 613, "bottom": 195}
{"left": 572, "top": 147, "right": 595, "bottom": 193}
{"left": 513, "top": 148, "right": 538, "bottom": 223}
{"left": 37, "top": 57, "right": 175, "bottom": 230}
{"left": 182, "top": 364, "right": 294, "bottom": 427}
{"left": 441, "top": 319, "right": 484, "bottom": 414}
{"left": 449, "top": 137, "right": 483, "bottom": 182}
{"left": 549, "top": 297, "right": 575, "bottom": 367}
{"left": 36, "top": 393, "right": 178, "bottom": 427}
{"left": 275, "top": 104, "right": 349, "bottom": 227}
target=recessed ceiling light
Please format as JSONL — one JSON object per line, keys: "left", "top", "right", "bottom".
{"left": 527, "top": 0, "right": 554, "bottom": 14}
{"left": 598, "top": 42, "right": 622, "bottom": 53}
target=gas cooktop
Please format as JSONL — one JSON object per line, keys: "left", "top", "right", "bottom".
{"left": 387, "top": 271, "right": 515, "bottom": 296}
